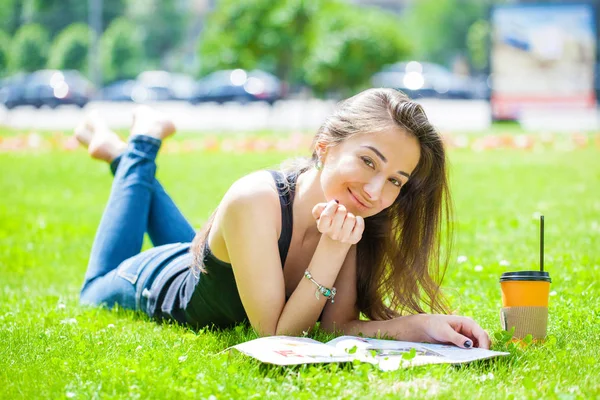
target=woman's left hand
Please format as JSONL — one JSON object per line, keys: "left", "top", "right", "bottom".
{"left": 420, "top": 314, "right": 491, "bottom": 349}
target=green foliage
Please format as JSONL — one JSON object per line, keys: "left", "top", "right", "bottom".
{"left": 199, "top": 0, "right": 315, "bottom": 84}
{"left": 0, "top": 30, "right": 10, "bottom": 76}
{"left": 403, "top": 0, "right": 486, "bottom": 66}
{"left": 126, "top": 0, "right": 188, "bottom": 69}
{"left": 101, "top": 17, "right": 144, "bottom": 83}
{"left": 24, "top": 0, "right": 125, "bottom": 37}
{"left": 199, "top": 0, "right": 411, "bottom": 96}
{"left": 401, "top": 347, "right": 417, "bottom": 360}
{"left": 0, "top": 0, "right": 21, "bottom": 35}
{"left": 467, "top": 19, "right": 490, "bottom": 71}
{"left": 9, "top": 23, "right": 50, "bottom": 72}
{"left": 303, "top": 2, "right": 411, "bottom": 96}
{"left": 48, "top": 23, "right": 92, "bottom": 73}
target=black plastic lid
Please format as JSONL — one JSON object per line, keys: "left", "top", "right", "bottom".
{"left": 500, "top": 271, "right": 551, "bottom": 282}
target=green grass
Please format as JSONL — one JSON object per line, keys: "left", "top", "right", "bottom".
{"left": 1, "top": 138, "right": 599, "bottom": 399}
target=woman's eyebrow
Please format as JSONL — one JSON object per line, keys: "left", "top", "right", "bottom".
{"left": 361, "top": 145, "right": 411, "bottom": 178}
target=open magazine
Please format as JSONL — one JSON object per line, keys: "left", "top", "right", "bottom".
{"left": 232, "top": 336, "right": 509, "bottom": 371}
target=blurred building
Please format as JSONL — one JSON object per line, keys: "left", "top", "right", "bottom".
{"left": 489, "top": 0, "right": 598, "bottom": 129}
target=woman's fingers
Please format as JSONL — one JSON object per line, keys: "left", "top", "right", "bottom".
{"left": 348, "top": 215, "right": 365, "bottom": 243}
{"left": 316, "top": 200, "right": 339, "bottom": 231}
{"left": 313, "top": 200, "right": 364, "bottom": 244}
{"left": 338, "top": 212, "right": 356, "bottom": 242}
{"left": 425, "top": 315, "right": 491, "bottom": 349}
{"left": 312, "top": 203, "right": 327, "bottom": 220}
{"left": 445, "top": 326, "right": 474, "bottom": 349}
{"left": 329, "top": 204, "right": 348, "bottom": 239}
{"left": 445, "top": 317, "right": 491, "bottom": 349}
{"left": 452, "top": 317, "right": 491, "bottom": 349}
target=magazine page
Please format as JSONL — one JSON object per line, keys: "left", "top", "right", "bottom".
{"left": 326, "top": 336, "right": 510, "bottom": 371}
{"left": 232, "top": 336, "right": 355, "bottom": 366}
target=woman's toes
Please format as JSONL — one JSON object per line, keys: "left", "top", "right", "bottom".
{"left": 130, "top": 105, "right": 176, "bottom": 140}
{"left": 88, "top": 129, "right": 126, "bottom": 163}
{"left": 74, "top": 110, "right": 103, "bottom": 147}
{"left": 74, "top": 120, "right": 93, "bottom": 147}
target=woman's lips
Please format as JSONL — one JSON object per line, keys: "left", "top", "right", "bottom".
{"left": 348, "top": 188, "right": 370, "bottom": 209}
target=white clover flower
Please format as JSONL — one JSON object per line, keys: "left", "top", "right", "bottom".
{"left": 457, "top": 255, "right": 468, "bottom": 264}
{"left": 477, "top": 372, "right": 494, "bottom": 382}
{"left": 499, "top": 260, "right": 510, "bottom": 267}
{"left": 474, "top": 265, "right": 483, "bottom": 272}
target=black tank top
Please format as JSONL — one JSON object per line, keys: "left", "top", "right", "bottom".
{"left": 148, "top": 170, "right": 297, "bottom": 328}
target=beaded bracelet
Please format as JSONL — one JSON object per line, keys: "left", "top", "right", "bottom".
{"left": 304, "top": 269, "right": 336, "bottom": 303}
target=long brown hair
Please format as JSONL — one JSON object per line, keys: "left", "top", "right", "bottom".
{"left": 304, "top": 88, "right": 453, "bottom": 318}
{"left": 191, "top": 88, "right": 453, "bottom": 318}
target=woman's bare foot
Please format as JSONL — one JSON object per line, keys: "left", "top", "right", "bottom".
{"left": 130, "top": 105, "right": 176, "bottom": 140}
{"left": 74, "top": 111, "right": 127, "bottom": 163}
{"left": 73, "top": 110, "right": 97, "bottom": 148}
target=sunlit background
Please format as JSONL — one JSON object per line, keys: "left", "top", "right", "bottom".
{"left": 0, "top": 0, "right": 598, "bottom": 132}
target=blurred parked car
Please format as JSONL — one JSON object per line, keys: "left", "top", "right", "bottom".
{"left": 137, "top": 71, "right": 196, "bottom": 101}
{"left": 0, "top": 73, "right": 28, "bottom": 109}
{"left": 190, "top": 69, "right": 282, "bottom": 105}
{"left": 97, "top": 79, "right": 171, "bottom": 102}
{"left": 97, "top": 71, "right": 196, "bottom": 102}
{"left": 371, "top": 61, "right": 478, "bottom": 100}
{"left": 0, "top": 70, "right": 93, "bottom": 109}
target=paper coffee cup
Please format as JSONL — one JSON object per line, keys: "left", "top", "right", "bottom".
{"left": 500, "top": 271, "right": 551, "bottom": 340}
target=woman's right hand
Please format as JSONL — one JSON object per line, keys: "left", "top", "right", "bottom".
{"left": 312, "top": 200, "right": 365, "bottom": 245}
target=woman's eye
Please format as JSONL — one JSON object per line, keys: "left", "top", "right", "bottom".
{"left": 389, "top": 178, "right": 401, "bottom": 187}
{"left": 361, "top": 157, "right": 375, "bottom": 168}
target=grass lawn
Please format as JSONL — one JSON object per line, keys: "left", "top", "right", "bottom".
{"left": 1, "top": 132, "right": 599, "bottom": 399}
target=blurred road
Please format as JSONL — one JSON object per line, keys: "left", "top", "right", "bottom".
{"left": 0, "top": 99, "right": 493, "bottom": 133}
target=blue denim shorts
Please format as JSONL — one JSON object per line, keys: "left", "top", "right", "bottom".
{"left": 80, "top": 242, "right": 191, "bottom": 315}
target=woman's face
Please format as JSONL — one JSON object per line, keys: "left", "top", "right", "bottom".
{"left": 319, "top": 127, "right": 420, "bottom": 218}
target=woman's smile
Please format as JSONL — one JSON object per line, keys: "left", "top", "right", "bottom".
{"left": 347, "top": 187, "right": 371, "bottom": 210}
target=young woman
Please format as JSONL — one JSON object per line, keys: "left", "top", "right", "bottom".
{"left": 77, "top": 88, "right": 490, "bottom": 349}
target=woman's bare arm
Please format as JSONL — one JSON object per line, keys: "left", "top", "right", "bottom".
{"left": 336, "top": 315, "right": 491, "bottom": 349}
{"left": 318, "top": 247, "right": 491, "bottom": 349}
{"left": 220, "top": 179, "right": 351, "bottom": 337}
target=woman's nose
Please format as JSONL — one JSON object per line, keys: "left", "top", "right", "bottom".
{"left": 364, "top": 175, "right": 386, "bottom": 201}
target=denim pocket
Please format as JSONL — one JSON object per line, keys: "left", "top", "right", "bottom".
{"left": 116, "top": 243, "right": 185, "bottom": 286}
{"left": 116, "top": 257, "right": 145, "bottom": 284}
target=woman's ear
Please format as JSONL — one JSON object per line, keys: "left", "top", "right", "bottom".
{"left": 315, "top": 141, "right": 328, "bottom": 160}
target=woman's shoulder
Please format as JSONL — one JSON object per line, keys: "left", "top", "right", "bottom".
{"left": 208, "top": 170, "right": 283, "bottom": 264}
{"left": 221, "top": 170, "right": 281, "bottom": 210}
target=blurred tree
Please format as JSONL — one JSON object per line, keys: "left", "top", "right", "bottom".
{"left": 126, "top": 0, "right": 188, "bottom": 69}
{"left": 198, "top": 0, "right": 317, "bottom": 91}
{"left": 303, "top": 2, "right": 412, "bottom": 96}
{"left": 466, "top": 19, "right": 490, "bottom": 72}
{"left": 101, "top": 17, "right": 144, "bottom": 83}
{"left": 9, "top": 23, "right": 50, "bottom": 72}
{"left": 0, "top": 30, "right": 9, "bottom": 76}
{"left": 22, "top": 0, "right": 125, "bottom": 37}
{"left": 403, "top": 0, "right": 487, "bottom": 68}
{"left": 0, "top": 0, "right": 22, "bottom": 35}
{"left": 199, "top": 0, "right": 410, "bottom": 97}
{"left": 48, "top": 23, "right": 92, "bottom": 73}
